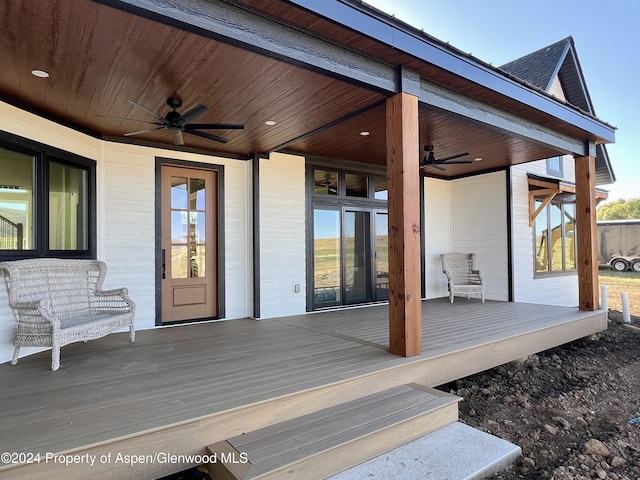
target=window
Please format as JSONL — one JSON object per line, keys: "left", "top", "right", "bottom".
{"left": 0, "top": 134, "right": 95, "bottom": 260}
{"left": 374, "top": 178, "right": 388, "bottom": 200}
{"left": 312, "top": 168, "right": 387, "bottom": 202}
{"left": 345, "top": 173, "right": 368, "bottom": 198}
{"left": 546, "top": 156, "right": 564, "bottom": 178}
{"left": 314, "top": 169, "right": 338, "bottom": 196}
{"left": 533, "top": 196, "right": 576, "bottom": 274}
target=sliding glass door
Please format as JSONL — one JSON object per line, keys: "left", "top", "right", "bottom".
{"left": 312, "top": 207, "right": 387, "bottom": 309}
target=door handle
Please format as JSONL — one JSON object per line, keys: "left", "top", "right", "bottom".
{"left": 161, "top": 249, "right": 166, "bottom": 279}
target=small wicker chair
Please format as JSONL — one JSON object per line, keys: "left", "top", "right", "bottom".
{"left": 0, "top": 258, "right": 135, "bottom": 371}
{"left": 441, "top": 253, "right": 485, "bottom": 303}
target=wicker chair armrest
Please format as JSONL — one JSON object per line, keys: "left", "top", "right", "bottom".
{"left": 10, "top": 299, "right": 43, "bottom": 311}
{"left": 10, "top": 299, "right": 61, "bottom": 327}
{"left": 96, "top": 287, "right": 128, "bottom": 297}
{"left": 93, "top": 287, "right": 136, "bottom": 313}
{"left": 469, "top": 270, "right": 484, "bottom": 284}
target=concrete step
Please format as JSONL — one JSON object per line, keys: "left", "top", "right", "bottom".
{"left": 328, "top": 421, "right": 522, "bottom": 480}
{"left": 206, "top": 383, "right": 460, "bottom": 480}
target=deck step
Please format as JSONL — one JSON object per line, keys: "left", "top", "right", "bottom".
{"left": 206, "top": 384, "right": 460, "bottom": 480}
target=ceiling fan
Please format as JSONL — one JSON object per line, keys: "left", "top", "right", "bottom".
{"left": 100, "top": 98, "right": 244, "bottom": 145}
{"left": 420, "top": 145, "right": 472, "bottom": 171}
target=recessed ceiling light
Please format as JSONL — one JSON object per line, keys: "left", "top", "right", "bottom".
{"left": 265, "top": 120, "right": 276, "bottom": 126}
{"left": 474, "top": 157, "right": 483, "bottom": 162}
{"left": 360, "top": 131, "right": 370, "bottom": 136}
{"left": 31, "top": 69, "right": 50, "bottom": 78}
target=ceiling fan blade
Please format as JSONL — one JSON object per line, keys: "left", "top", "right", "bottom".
{"left": 185, "top": 129, "right": 228, "bottom": 144}
{"left": 443, "top": 160, "right": 474, "bottom": 164}
{"left": 438, "top": 152, "right": 469, "bottom": 162}
{"left": 127, "top": 99, "right": 166, "bottom": 122}
{"left": 419, "top": 163, "right": 445, "bottom": 171}
{"left": 179, "top": 104, "right": 208, "bottom": 124}
{"left": 186, "top": 123, "right": 245, "bottom": 130}
{"left": 123, "top": 126, "right": 165, "bottom": 136}
{"left": 171, "top": 129, "right": 185, "bottom": 146}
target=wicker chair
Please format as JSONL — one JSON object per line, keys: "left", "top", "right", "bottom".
{"left": 440, "top": 253, "right": 485, "bottom": 303}
{"left": 0, "top": 258, "right": 135, "bottom": 371}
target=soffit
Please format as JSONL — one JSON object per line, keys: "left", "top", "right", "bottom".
{"left": 0, "top": 0, "right": 607, "bottom": 180}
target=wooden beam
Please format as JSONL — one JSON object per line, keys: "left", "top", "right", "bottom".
{"left": 386, "top": 93, "right": 422, "bottom": 357}
{"left": 420, "top": 80, "right": 589, "bottom": 155}
{"left": 574, "top": 155, "right": 599, "bottom": 311}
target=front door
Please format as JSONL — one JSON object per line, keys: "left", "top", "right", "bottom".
{"left": 160, "top": 165, "right": 218, "bottom": 323}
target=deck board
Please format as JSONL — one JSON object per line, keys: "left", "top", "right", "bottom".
{"left": 0, "top": 299, "right": 606, "bottom": 479}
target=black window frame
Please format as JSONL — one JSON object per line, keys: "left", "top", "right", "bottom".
{"left": 0, "top": 131, "right": 96, "bottom": 261}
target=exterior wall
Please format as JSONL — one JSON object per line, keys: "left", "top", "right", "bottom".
{"left": 423, "top": 171, "right": 509, "bottom": 301}
{"left": 511, "top": 156, "right": 579, "bottom": 306}
{"left": 0, "top": 102, "right": 252, "bottom": 364}
{"left": 450, "top": 171, "right": 509, "bottom": 301}
{"left": 423, "top": 177, "right": 451, "bottom": 298}
{"left": 258, "top": 153, "right": 306, "bottom": 318}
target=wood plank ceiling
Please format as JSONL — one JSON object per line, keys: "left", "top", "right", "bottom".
{"left": 0, "top": 0, "right": 575, "bottom": 178}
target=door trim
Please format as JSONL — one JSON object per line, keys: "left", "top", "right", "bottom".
{"left": 155, "top": 157, "right": 225, "bottom": 325}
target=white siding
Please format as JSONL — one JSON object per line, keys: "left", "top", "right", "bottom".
{"left": 100, "top": 145, "right": 157, "bottom": 328}
{"left": 511, "top": 157, "right": 579, "bottom": 306}
{"left": 258, "top": 153, "right": 306, "bottom": 318}
{"left": 221, "top": 158, "right": 253, "bottom": 320}
{"left": 424, "top": 178, "right": 450, "bottom": 298}
{"left": 450, "top": 172, "right": 509, "bottom": 301}
{"left": 0, "top": 102, "right": 252, "bottom": 364}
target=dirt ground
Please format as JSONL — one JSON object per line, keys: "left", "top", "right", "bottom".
{"left": 446, "top": 310, "right": 640, "bottom": 479}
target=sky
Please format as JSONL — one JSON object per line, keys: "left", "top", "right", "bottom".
{"left": 366, "top": 0, "right": 638, "bottom": 203}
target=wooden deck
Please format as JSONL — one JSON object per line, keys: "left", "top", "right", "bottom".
{"left": 0, "top": 298, "right": 606, "bottom": 479}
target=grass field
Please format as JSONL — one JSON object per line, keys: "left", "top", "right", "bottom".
{"left": 600, "top": 269, "right": 640, "bottom": 317}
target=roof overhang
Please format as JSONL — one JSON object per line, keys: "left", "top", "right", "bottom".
{"left": 0, "top": 0, "right": 617, "bottom": 180}
{"left": 286, "top": 0, "right": 616, "bottom": 145}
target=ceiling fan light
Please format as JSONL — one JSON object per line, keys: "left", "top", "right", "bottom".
{"left": 169, "top": 127, "right": 185, "bottom": 146}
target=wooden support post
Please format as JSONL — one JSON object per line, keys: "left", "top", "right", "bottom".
{"left": 386, "top": 93, "right": 422, "bottom": 356}
{"left": 574, "top": 155, "right": 599, "bottom": 311}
